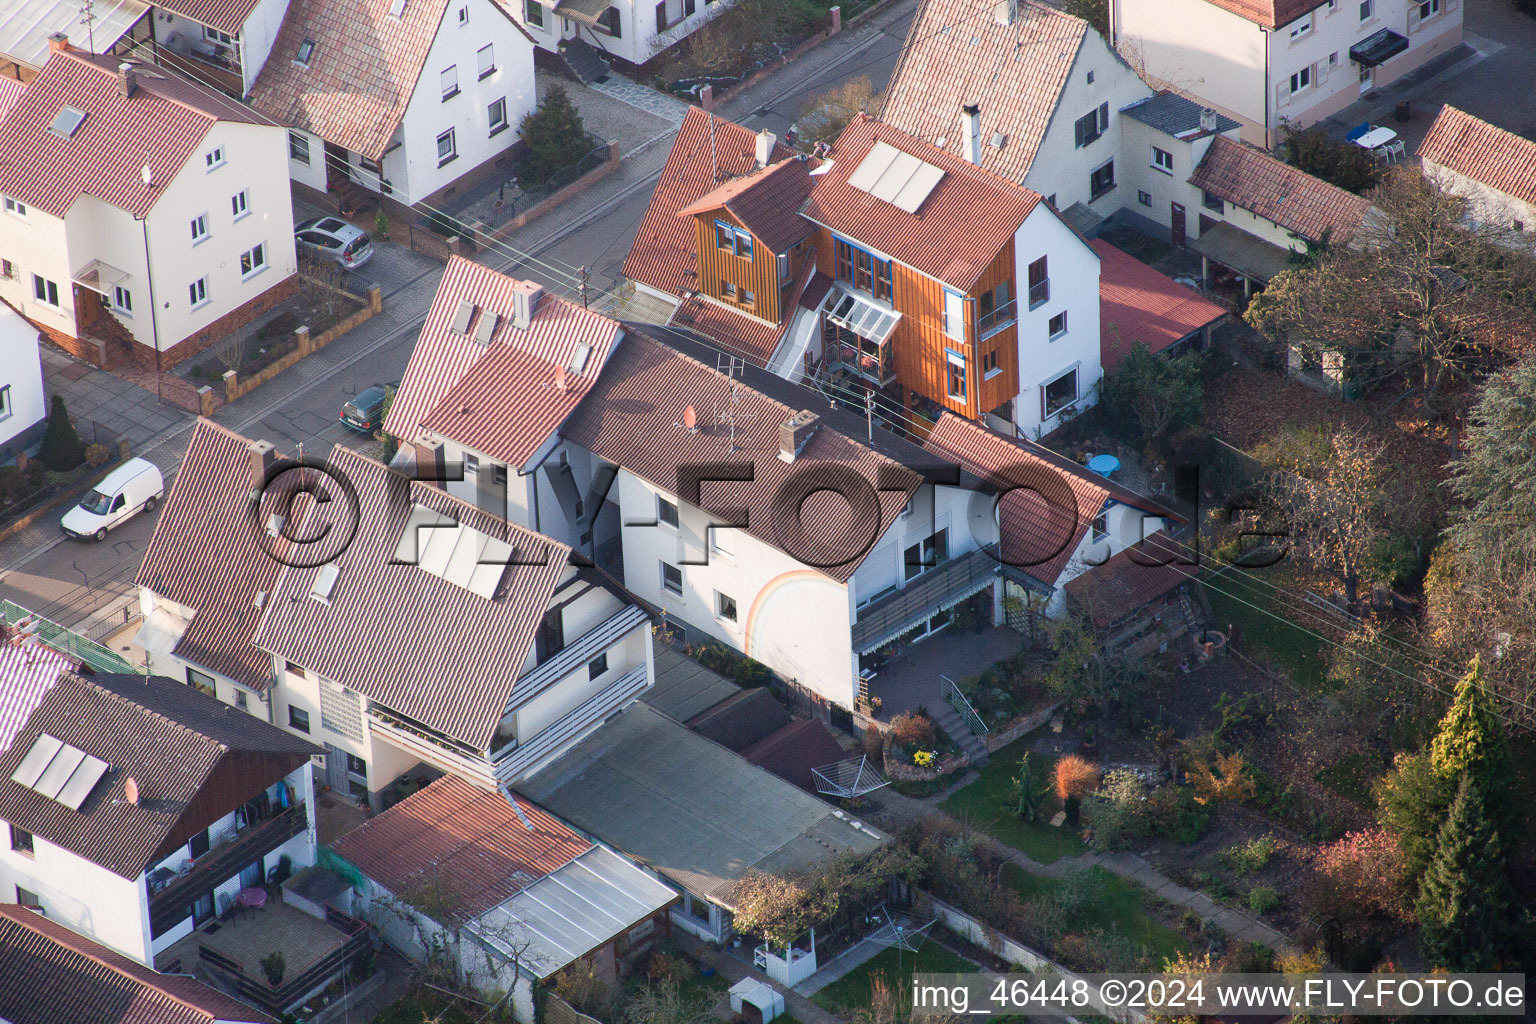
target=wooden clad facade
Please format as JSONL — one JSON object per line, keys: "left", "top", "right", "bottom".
{"left": 690, "top": 210, "right": 810, "bottom": 326}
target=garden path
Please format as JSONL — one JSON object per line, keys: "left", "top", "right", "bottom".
{"left": 678, "top": 934, "right": 847, "bottom": 1024}
{"left": 871, "top": 787, "right": 1298, "bottom": 955}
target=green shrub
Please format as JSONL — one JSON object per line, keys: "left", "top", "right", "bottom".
{"left": 517, "top": 85, "right": 591, "bottom": 188}
{"left": 427, "top": 210, "right": 470, "bottom": 239}
{"left": 734, "top": 657, "right": 774, "bottom": 688}
{"left": 693, "top": 642, "right": 739, "bottom": 675}
{"left": 1221, "top": 836, "right": 1275, "bottom": 875}
{"left": 1148, "top": 785, "right": 1211, "bottom": 844}
{"left": 38, "top": 395, "right": 85, "bottom": 471}
{"left": 1247, "top": 886, "right": 1281, "bottom": 914}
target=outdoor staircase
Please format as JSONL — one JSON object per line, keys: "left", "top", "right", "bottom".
{"left": 558, "top": 38, "right": 610, "bottom": 85}
{"left": 933, "top": 700, "right": 989, "bottom": 768}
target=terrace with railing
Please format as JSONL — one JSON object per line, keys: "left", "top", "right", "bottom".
{"left": 0, "top": 599, "right": 142, "bottom": 675}
{"left": 148, "top": 802, "right": 308, "bottom": 937}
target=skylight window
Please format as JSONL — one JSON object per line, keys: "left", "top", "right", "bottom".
{"left": 295, "top": 38, "right": 316, "bottom": 65}
{"left": 388, "top": 0, "right": 408, "bottom": 16}
{"left": 48, "top": 106, "right": 87, "bottom": 139}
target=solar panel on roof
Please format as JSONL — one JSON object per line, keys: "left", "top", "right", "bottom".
{"left": 847, "top": 140, "right": 945, "bottom": 214}
{"left": 450, "top": 299, "right": 476, "bottom": 335}
{"left": 55, "top": 754, "right": 109, "bottom": 810}
{"left": 33, "top": 742, "right": 86, "bottom": 800}
{"left": 847, "top": 141, "right": 901, "bottom": 193}
{"left": 9, "top": 733, "right": 64, "bottom": 789}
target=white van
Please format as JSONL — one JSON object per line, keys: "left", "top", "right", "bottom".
{"left": 61, "top": 458, "right": 164, "bottom": 541}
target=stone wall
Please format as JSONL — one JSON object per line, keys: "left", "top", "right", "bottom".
{"left": 221, "top": 283, "right": 381, "bottom": 404}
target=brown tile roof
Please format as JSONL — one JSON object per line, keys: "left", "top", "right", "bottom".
{"left": 249, "top": 0, "right": 529, "bottom": 161}
{"left": 251, "top": 446, "right": 572, "bottom": 750}
{"left": 561, "top": 328, "right": 924, "bottom": 582}
{"left": 1061, "top": 533, "right": 1196, "bottom": 629}
{"left": 676, "top": 157, "right": 818, "bottom": 254}
{"left": 0, "top": 672, "right": 318, "bottom": 879}
{"left": 741, "top": 718, "right": 849, "bottom": 793}
{"left": 880, "top": 0, "right": 1090, "bottom": 184}
{"left": 802, "top": 114, "right": 1042, "bottom": 291}
{"left": 1198, "top": 0, "right": 1326, "bottom": 28}
{"left": 330, "top": 776, "right": 590, "bottom": 925}
{"left": 1189, "top": 136, "right": 1370, "bottom": 243}
{"left": 623, "top": 108, "right": 796, "bottom": 297}
{"left": 0, "top": 905, "right": 276, "bottom": 1024}
{"left": 1418, "top": 104, "right": 1536, "bottom": 208}
{"left": 135, "top": 420, "right": 285, "bottom": 691}
{"left": 667, "top": 295, "right": 788, "bottom": 366}
{"left": 153, "top": 0, "right": 267, "bottom": 34}
{"left": 386, "top": 258, "right": 622, "bottom": 468}
{"left": 924, "top": 414, "right": 1177, "bottom": 586}
{"left": 1092, "top": 240, "right": 1226, "bottom": 370}
{"left": 0, "top": 50, "right": 261, "bottom": 219}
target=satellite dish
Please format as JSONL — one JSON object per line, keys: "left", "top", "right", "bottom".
{"left": 554, "top": 365, "right": 568, "bottom": 392}
{"left": 140, "top": 164, "right": 153, "bottom": 186}
{"left": 683, "top": 405, "right": 697, "bottom": 430}
{"left": 124, "top": 777, "right": 139, "bottom": 806}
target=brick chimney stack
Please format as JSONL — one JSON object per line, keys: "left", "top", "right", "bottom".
{"left": 47, "top": 31, "right": 72, "bottom": 54}
{"left": 118, "top": 62, "right": 137, "bottom": 99}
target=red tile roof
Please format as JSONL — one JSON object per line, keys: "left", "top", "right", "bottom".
{"left": 1197, "top": 0, "right": 1325, "bottom": 28}
{"left": 0, "top": 77, "right": 25, "bottom": 121}
{"left": 0, "top": 905, "right": 276, "bottom": 1024}
{"left": 880, "top": 0, "right": 1092, "bottom": 184}
{"left": 676, "top": 157, "right": 818, "bottom": 254}
{"left": 387, "top": 258, "right": 622, "bottom": 469}
{"left": 561, "top": 328, "right": 923, "bottom": 582}
{"left": 136, "top": 420, "right": 285, "bottom": 691}
{"left": 1061, "top": 533, "right": 1196, "bottom": 628}
{"left": 1092, "top": 240, "right": 1226, "bottom": 370}
{"left": 0, "top": 50, "right": 261, "bottom": 219}
{"left": 330, "top": 776, "right": 590, "bottom": 925}
{"left": 1189, "top": 136, "right": 1370, "bottom": 243}
{"left": 1418, "top": 104, "right": 1536, "bottom": 208}
{"left": 0, "top": 672, "right": 317, "bottom": 879}
{"left": 924, "top": 414, "right": 1177, "bottom": 586}
{"left": 154, "top": 0, "right": 267, "bottom": 34}
{"left": 623, "top": 108, "right": 796, "bottom": 297}
{"left": 250, "top": 0, "right": 530, "bottom": 161}
{"left": 668, "top": 295, "right": 788, "bottom": 366}
{"left": 802, "top": 114, "right": 1042, "bottom": 291}
{"left": 251, "top": 446, "right": 571, "bottom": 750}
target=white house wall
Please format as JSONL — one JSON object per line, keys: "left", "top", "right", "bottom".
{"left": 0, "top": 303, "right": 45, "bottom": 455}
{"left": 394, "top": 0, "right": 537, "bottom": 203}
{"left": 238, "top": 0, "right": 292, "bottom": 95}
{"left": 1423, "top": 162, "right": 1536, "bottom": 245}
{"left": 1047, "top": 504, "right": 1169, "bottom": 615}
{"left": 0, "top": 825, "right": 152, "bottom": 962}
{"left": 1019, "top": 34, "right": 1152, "bottom": 211}
{"left": 1013, "top": 206, "right": 1102, "bottom": 439}
{"left": 515, "top": 627, "right": 649, "bottom": 741}
{"left": 611, "top": 467, "right": 858, "bottom": 708}
{"left": 284, "top": 128, "right": 330, "bottom": 192}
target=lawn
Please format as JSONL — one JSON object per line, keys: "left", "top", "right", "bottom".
{"left": 370, "top": 989, "right": 477, "bottom": 1024}
{"left": 812, "top": 941, "right": 977, "bottom": 1014}
{"left": 1001, "top": 863, "right": 1188, "bottom": 967}
{"left": 939, "top": 735, "right": 1085, "bottom": 864}
{"left": 1201, "top": 578, "right": 1327, "bottom": 690}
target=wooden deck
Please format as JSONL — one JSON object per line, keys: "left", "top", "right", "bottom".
{"left": 156, "top": 901, "right": 347, "bottom": 980}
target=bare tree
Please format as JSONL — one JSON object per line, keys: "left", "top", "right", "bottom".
{"left": 798, "top": 77, "right": 881, "bottom": 145}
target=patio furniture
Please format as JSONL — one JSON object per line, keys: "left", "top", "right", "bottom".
{"left": 236, "top": 887, "right": 268, "bottom": 915}
{"left": 1345, "top": 122, "right": 1372, "bottom": 142}
{"left": 1353, "top": 125, "right": 1398, "bottom": 151}
{"left": 1087, "top": 453, "right": 1121, "bottom": 478}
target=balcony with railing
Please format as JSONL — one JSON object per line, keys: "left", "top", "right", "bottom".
{"left": 366, "top": 703, "right": 497, "bottom": 789}
{"left": 1027, "top": 279, "right": 1050, "bottom": 309}
{"left": 851, "top": 543, "right": 1002, "bottom": 654}
{"left": 493, "top": 663, "right": 649, "bottom": 783}
{"left": 977, "top": 298, "right": 1017, "bottom": 339}
{"left": 147, "top": 803, "right": 308, "bottom": 937}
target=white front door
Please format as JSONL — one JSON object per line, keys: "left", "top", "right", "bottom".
{"left": 1359, "top": 65, "right": 1373, "bottom": 94}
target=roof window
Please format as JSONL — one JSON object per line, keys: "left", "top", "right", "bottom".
{"left": 295, "top": 38, "right": 316, "bottom": 65}
{"left": 48, "top": 106, "right": 87, "bottom": 139}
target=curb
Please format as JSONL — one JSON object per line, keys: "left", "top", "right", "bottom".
{"left": 0, "top": 453, "right": 130, "bottom": 546}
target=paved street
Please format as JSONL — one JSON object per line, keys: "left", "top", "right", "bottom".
{"left": 0, "top": 0, "right": 919, "bottom": 632}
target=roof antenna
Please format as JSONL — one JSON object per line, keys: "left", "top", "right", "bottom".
{"left": 78, "top": 0, "right": 95, "bottom": 54}
{"left": 715, "top": 354, "right": 745, "bottom": 452}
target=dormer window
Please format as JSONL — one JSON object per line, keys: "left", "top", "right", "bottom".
{"left": 48, "top": 106, "right": 86, "bottom": 138}
{"left": 295, "top": 38, "right": 316, "bottom": 65}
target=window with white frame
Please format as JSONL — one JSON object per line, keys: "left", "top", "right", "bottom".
{"left": 525, "top": 0, "right": 545, "bottom": 24}
{"left": 189, "top": 276, "right": 209, "bottom": 309}
{"left": 1138, "top": 189, "right": 1152, "bottom": 207}
{"left": 205, "top": 145, "right": 225, "bottom": 171}
{"left": 459, "top": 4, "right": 470, "bottom": 22}
{"left": 489, "top": 97, "right": 508, "bottom": 135}
{"left": 202, "top": 25, "right": 234, "bottom": 47}
{"left": 1289, "top": 65, "right": 1312, "bottom": 94}
{"left": 0, "top": 385, "right": 10, "bottom": 421}
{"left": 190, "top": 212, "right": 209, "bottom": 244}
{"left": 657, "top": 495, "right": 679, "bottom": 529}
{"left": 587, "top": 652, "right": 608, "bottom": 679}
{"left": 2, "top": 195, "right": 25, "bottom": 217}
{"left": 661, "top": 561, "right": 683, "bottom": 595}
{"left": 1042, "top": 367, "right": 1078, "bottom": 417}
{"left": 31, "top": 274, "right": 58, "bottom": 307}
{"left": 1151, "top": 146, "right": 1174, "bottom": 173}
{"left": 239, "top": 242, "right": 266, "bottom": 279}
{"left": 1048, "top": 311, "right": 1067, "bottom": 339}
{"left": 112, "top": 285, "right": 132, "bottom": 315}
{"left": 710, "top": 526, "right": 733, "bottom": 559}
{"left": 943, "top": 289, "right": 965, "bottom": 340}
{"left": 1359, "top": 0, "right": 1372, "bottom": 17}
{"left": 1288, "top": 12, "right": 1312, "bottom": 38}
{"left": 289, "top": 131, "right": 310, "bottom": 164}
{"left": 477, "top": 44, "right": 495, "bottom": 78}
{"left": 715, "top": 591, "right": 738, "bottom": 622}
{"left": 1417, "top": 0, "right": 1440, "bottom": 18}
{"left": 441, "top": 65, "right": 459, "bottom": 100}
{"left": 945, "top": 349, "right": 967, "bottom": 401}
{"left": 231, "top": 189, "right": 249, "bottom": 219}
{"left": 437, "top": 128, "right": 457, "bottom": 165}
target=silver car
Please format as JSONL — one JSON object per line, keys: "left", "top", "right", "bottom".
{"left": 295, "top": 216, "right": 375, "bottom": 270}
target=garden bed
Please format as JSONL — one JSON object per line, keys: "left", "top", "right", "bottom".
{"left": 183, "top": 280, "right": 365, "bottom": 386}
{"left": 1001, "top": 863, "right": 1189, "bottom": 971}
{"left": 938, "top": 733, "right": 1086, "bottom": 864}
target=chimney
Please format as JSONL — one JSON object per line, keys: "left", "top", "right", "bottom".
{"left": 754, "top": 129, "right": 777, "bottom": 169}
{"left": 510, "top": 279, "right": 543, "bottom": 330}
{"left": 962, "top": 104, "right": 982, "bottom": 164}
{"left": 992, "top": 0, "right": 1017, "bottom": 25}
{"left": 1199, "top": 108, "right": 1218, "bottom": 133}
{"left": 247, "top": 439, "right": 276, "bottom": 490}
{"left": 117, "top": 62, "right": 137, "bottom": 99}
{"left": 779, "top": 410, "right": 820, "bottom": 463}
{"left": 47, "top": 31, "right": 70, "bottom": 54}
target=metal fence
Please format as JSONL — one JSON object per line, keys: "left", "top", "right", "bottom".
{"left": 0, "top": 599, "right": 142, "bottom": 675}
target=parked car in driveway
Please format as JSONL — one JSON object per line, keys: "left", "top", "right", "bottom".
{"left": 62, "top": 458, "right": 163, "bottom": 541}
{"left": 341, "top": 382, "right": 398, "bottom": 433}
{"left": 295, "top": 217, "right": 375, "bottom": 270}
